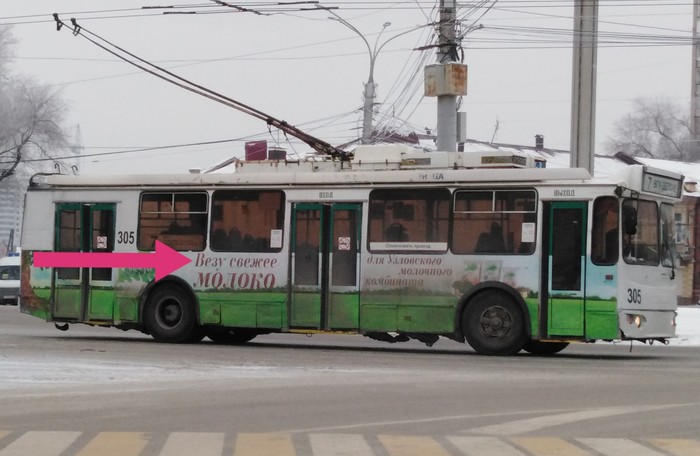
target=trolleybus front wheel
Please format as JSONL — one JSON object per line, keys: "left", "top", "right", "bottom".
{"left": 462, "top": 292, "right": 526, "bottom": 356}
{"left": 144, "top": 285, "right": 197, "bottom": 343}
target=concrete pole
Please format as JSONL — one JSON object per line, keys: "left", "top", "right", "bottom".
{"left": 436, "top": 0, "right": 458, "bottom": 152}
{"left": 570, "top": 0, "right": 598, "bottom": 175}
{"left": 362, "top": 78, "right": 376, "bottom": 144}
{"left": 691, "top": 1, "right": 700, "bottom": 139}
{"left": 327, "top": 13, "right": 390, "bottom": 145}
{"left": 361, "top": 24, "right": 390, "bottom": 144}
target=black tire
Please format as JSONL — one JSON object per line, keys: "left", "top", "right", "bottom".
{"left": 184, "top": 326, "right": 207, "bottom": 343}
{"left": 143, "top": 285, "right": 197, "bottom": 343}
{"left": 462, "top": 291, "right": 526, "bottom": 356}
{"left": 206, "top": 327, "right": 257, "bottom": 345}
{"left": 522, "top": 340, "right": 569, "bottom": 356}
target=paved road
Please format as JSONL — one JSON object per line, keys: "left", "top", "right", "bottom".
{"left": 1, "top": 306, "right": 699, "bottom": 455}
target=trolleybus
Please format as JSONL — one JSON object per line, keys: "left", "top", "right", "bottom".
{"left": 20, "top": 145, "right": 684, "bottom": 355}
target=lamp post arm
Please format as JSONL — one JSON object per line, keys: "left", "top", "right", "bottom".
{"left": 326, "top": 10, "right": 373, "bottom": 61}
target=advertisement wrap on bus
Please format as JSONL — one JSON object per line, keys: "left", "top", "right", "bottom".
{"left": 20, "top": 145, "right": 684, "bottom": 355}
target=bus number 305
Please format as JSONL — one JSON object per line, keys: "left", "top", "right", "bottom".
{"left": 627, "top": 288, "right": 642, "bottom": 304}
{"left": 117, "top": 231, "right": 135, "bottom": 245}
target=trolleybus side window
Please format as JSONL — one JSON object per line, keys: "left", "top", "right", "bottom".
{"left": 368, "top": 188, "right": 449, "bottom": 252}
{"left": 210, "top": 190, "right": 285, "bottom": 252}
{"left": 452, "top": 189, "right": 537, "bottom": 255}
{"left": 591, "top": 196, "right": 619, "bottom": 265}
{"left": 622, "top": 199, "right": 658, "bottom": 265}
{"left": 138, "top": 192, "right": 208, "bottom": 251}
{"left": 57, "top": 209, "right": 81, "bottom": 279}
{"left": 660, "top": 202, "right": 676, "bottom": 268}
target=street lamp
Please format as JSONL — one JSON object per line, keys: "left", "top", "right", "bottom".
{"left": 328, "top": 12, "right": 392, "bottom": 144}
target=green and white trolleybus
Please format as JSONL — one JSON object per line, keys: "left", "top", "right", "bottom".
{"left": 20, "top": 145, "right": 684, "bottom": 355}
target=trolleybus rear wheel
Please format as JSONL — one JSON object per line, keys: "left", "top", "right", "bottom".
{"left": 522, "top": 340, "right": 569, "bottom": 355}
{"left": 144, "top": 285, "right": 197, "bottom": 343}
{"left": 463, "top": 292, "right": 526, "bottom": 356}
{"left": 206, "top": 327, "right": 258, "bottom": 344}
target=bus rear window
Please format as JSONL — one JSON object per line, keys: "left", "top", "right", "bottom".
{"left": 138, "top": 192, "right": 208, "bottom": 251}
{"left": 452, "top": 189, "right": 537, "bottom": 255}
{"left": 368, "top": 188, "right": 449, "bottom": 252}
{"left": 210, "top": 190, "right": 285, "bottom": 252}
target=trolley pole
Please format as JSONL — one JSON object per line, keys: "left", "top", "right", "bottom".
{"left": 570, "top": 0, "right": 598, "bottom": 175}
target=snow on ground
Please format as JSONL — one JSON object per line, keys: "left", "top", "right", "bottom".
{"left": 670, "top": 306, "right": 700, "bottom": 346}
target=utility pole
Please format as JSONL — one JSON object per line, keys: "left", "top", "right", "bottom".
{"left": 570, "top": 0, "right": 599, "bottom": 175}
{"left": 427, "top": 0, "right": 466, "bottom": 152}
{"left": 691, "top": 1, "right": 700, "bottom": 141}
{"left": 436, "top": 0, "right": 458, "bottom": 152}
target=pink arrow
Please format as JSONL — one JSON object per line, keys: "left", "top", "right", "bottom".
{"left": 33, "top": 240, "right": 192, "bottom": 282}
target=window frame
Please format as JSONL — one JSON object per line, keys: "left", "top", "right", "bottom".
{"left": 621, "top": 198, "right": 660, "bottom": 266}
{"left": 451, "top": 188, "right": 538, "bottom": 255}
{"left": 209, "top": 189, "right": 285, "bottom": 253}
{"left": 367, "top": 187, "right": 451, "bottom": 254}
{"left": 137, "top": 191, "right": 209, "bottom": 252}
{"left": 590, "top": 196, "right": 620, "bottom": 266}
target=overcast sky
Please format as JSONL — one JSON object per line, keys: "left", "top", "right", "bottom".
{"left": 1, "top": 1, "right": 694, "bottom": 174}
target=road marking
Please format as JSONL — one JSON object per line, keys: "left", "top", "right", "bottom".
{"left": 75, "top": 432, "right": 148, "bottom": 456}
{"left": 512, "top": 437, "right": 593, "bottom": 456}
{"left": 0, "top": 431, "right": 699, "bottom": 456}
{"left": 379, "top": 435, "right": 451, "bottom": 456}
{"left": 448, "top": 436, "right": 527, "bottom": 455}
{"left": 467, "top": 405, "right": 677, "bottom": 435}
{"left": 577, "top": 438, "right": 665, "bottom": 456}
{"left": 649, "top": 439, "right": 700, "bottom": 456}
{"left": 0, "top": 431, "right": 81, "bottom": 456}
{"left": 282, "top": 409, "right": 560, "bottom": 434}
{"left": 309, "top": 433, "right": 373, "bottom": 456}
{"left": 159, "top": 432, "right": 224, "bottom": 456}
{"left": 233, "top": 433, "right": 295, "bottom": 456}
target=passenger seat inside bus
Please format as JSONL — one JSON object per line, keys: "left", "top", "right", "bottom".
{"left": 385, "top": 223, "right": 409, "bottom": 242}
{"left": 475, "top": 223, "right": 506, "bottom": 253}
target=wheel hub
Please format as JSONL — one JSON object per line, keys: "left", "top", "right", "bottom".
{"left": 158, "top": 300, "right": 182, "bottom": 328}
{"left": 479, "top": 306, "right": 512, "bottom": 339}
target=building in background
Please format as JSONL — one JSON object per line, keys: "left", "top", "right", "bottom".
{"left": 0, "top": 175, "right": 23, "bottom": 256}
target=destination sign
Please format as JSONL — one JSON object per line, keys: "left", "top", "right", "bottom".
{"left": 642, "top": 171, "right": 682, "bottom": 198}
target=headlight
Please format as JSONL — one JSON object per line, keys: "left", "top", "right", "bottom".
{"left": 626, "top": 314, "right": 645, "bottom": 328}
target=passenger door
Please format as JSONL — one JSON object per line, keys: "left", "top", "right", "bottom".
{"left": 53, "top": 203, "right": 116, "bottom": 321}
{"left": 290, "top": 203, "right": 361, "bottom": 330}
{"left": 542, "top": 201, "right": 587, "bottom": 337}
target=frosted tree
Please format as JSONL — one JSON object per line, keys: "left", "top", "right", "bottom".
{"left": 0, "top": 26, "right": 68, "bottom": 183}
{"left": 605, "top": 98, "right": 700, "bottom": 162}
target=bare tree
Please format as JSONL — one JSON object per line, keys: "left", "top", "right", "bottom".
{"left": 0, "top": 27, "right": 68, "bottom": 183}
{"left": 605, "top": 98, "right": 700, "bottom": 162}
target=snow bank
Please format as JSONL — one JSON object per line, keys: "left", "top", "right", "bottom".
{"left": 670, "top": 306, "right": 700, "bottom": 346}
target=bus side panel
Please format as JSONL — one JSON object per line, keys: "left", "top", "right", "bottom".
{"left": 189, "top": 254, "right": 289, "bottom": 330}
{"left": 115, "top": 268, "right": 153, "bottom": 323}
{"left": 360, "top": 255, "right": 455, "bottom": 333}
{"left": 359, "top": 255, "right": 540, "bottom": 335}
{"left": 20, "top": 191, "right": 55, "bottom": 319}
{"left": 584, "top": 261, "right": 619, "bottom": 340}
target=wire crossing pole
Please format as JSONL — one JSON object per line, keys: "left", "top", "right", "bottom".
{"left": 570, "top": 0, "right": 599, "bottom": 175}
